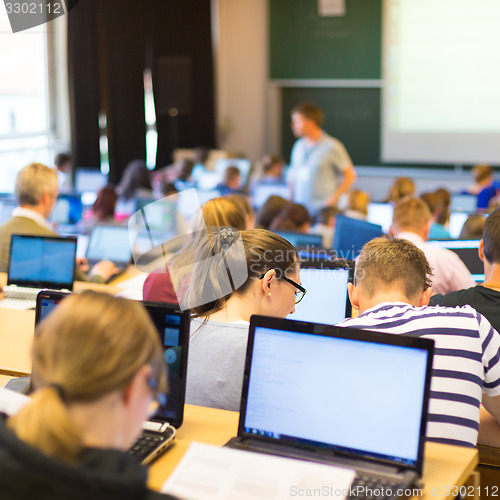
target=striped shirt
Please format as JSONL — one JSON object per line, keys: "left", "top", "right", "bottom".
{"left": 339, "top": 302, "right": 500, "bottom": 447}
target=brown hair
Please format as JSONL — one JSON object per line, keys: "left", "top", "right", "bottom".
{"left": 459, "top": 214, "right": 486, "bottom": 240}
{"left": 392, "top": 197, "right": 432, "bottom": 233}
{"left": 92, "top": 186, "right": 118, "bottom": 220}
{"left": 291, "top": 102, "right": 324, "bottom": 127}
{"left": 347, "top": 190, "right": 370, "bottom": 217}
{"left": 482, "top": 208, "right": 500, "bottom": 263}
{"left": 269, "top": 202, "right": 311, "bottom": 232}
{"left": 355, "top": 238, "right": 432, "bottom": 300}
{"left": 473, "top": 164, "right": 493, "bottom": 184}
{"left": 188, "top": 228, "right": 298, "bottom": 317}
{"left": 8, "top": 292, "right": 166, "bottom": 463}
{"left": 256, "top": 195, "right": 288, "bottom": 229}
{"left": 223, "top": 166, "right": 241, "bottom": 184}
{"left": 386, "top": 177, "right": 416, "bottom": 203}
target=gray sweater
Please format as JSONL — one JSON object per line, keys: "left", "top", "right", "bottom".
{"left": 186, "top": 318, "right": 249, "bottom": 411}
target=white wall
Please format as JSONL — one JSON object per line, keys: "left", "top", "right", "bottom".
{"left": 212, "top": 0, "right": 270, "bottom": 162}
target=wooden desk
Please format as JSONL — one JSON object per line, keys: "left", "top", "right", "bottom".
{"left": 0, "top": 276, "right": 122, "bottom": 376}
{"left": 148, "top": 405, "right": 478, "bottom": 500}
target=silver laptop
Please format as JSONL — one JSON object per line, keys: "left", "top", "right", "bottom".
{"left": 85, "top": 225, "right": 138, "bottom": 279}
{"left": 227, "top": 315, "right": 434, "bottom": 500}
{"left": 1, "top": 234, "right": 77, "bottom": 310}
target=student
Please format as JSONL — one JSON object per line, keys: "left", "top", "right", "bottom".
{"left": 255, "top": 195, "right": 288, "bottom": 230}
{"left": 465, "top": 164, "right": 499, "bottom": 210}
{"left": 0, "top": 291, "right": 177, "bottom": 500}
{"left": 344, "top": 189, "right": 370, "bottom": 220}
{"left": 0, "top": 163, "right": 117, "bottom": 282}
{"left": 77, "top": 185, "right": 118, "bottom": 235}
{"left": 248, "top": 153, "right": 285, "bottom": 196}
{"left": 269, "top": 202, "right": 311, "bottom": 233}
{"left": 391, "top": 196, "right": 474, "bottom": 294}
{"left": 339, "top": 237, "right": 500, "bottom": 448}
{"left": 420, "top": 190, "right": 451, "bottom": 240}
{"left": 310, "top": 206, "right": 340, "bottom": 249}
{"left": 186, "top": 229, "right": 302, "bottom": 411}
{"left": 384, "top": 176, "right": 415, "bottom": 204}
{"left": 54, "top": 152, "right": 73, "bottom": 194}
{"left": 142, "top": 196, "right": 250, "bottom": 303}
{"left": 431, "top": 208, "right": 500, "bottom": 333}
{"left": 216, "top": 165, "right": 243, "bottom": 196}
{"left": 459, "top": 213, "right": 486, "bottom": 240}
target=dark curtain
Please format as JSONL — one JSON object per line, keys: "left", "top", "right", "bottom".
{"left": 67, "top": 0, "right": 215, "bottom": 183}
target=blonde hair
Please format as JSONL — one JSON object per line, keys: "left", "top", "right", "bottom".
{"left": 192, "top": 196, "right": 247, "bottom": 232}
{"left": 15, "top": 163, "right": 58, "bottom": 206}
{"left": 8, "top": 291, "right": 166, "bottom": 462}
{"left": 386, "top": 177, "right": 416, "bottom": 203}
{"left": 347, "top": 190, "right": 370, "bottom": 217}
{"left": 392, "top": 197, "right": 431, "bottom": 233}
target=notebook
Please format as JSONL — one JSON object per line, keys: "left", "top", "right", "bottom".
{"left": 332, "top": 215, "right": 383, "bottom": 259}
{"left": 35, "top": 291, "right": 190, "bottom": 465}
{"left": 1, "top": 234, "right": 77, "bottom": 310}
{"left": 293, "top": 258, "right": 353, "bottom": 324}
{"left": 227, "top": 315, "right": 434, "bottom": 500}
{"left": 85, "top": 225, "right": 138, "bottom": 278}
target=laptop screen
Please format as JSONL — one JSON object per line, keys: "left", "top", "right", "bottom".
{"left": 275, "top": 231, "right": 324, "bottom": 249}
{"left": 50, "top": 194, "right": 83, "bottom": 225}
{"left": 35, "top": 295, "right": 190, "bottom": 428}
{"left": 240, "top": 318, "right": 433, "bottom": 471}
{"left": 333, "top": 215, "right": 383, "bottom": 259}
{"left": 292, "top": 262, "right": 352, "bottom": 324}
{"left": 86, "top": 226, "right": 137, "bottom": 264}
{"left": 8, "top": 235, "right": 76, "bottom": 289}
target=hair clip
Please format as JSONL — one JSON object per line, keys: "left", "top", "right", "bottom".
{"left": 220, "top": 228, "right": 235, "bottom": 247}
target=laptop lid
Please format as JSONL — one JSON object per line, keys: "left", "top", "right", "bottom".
{"left": 367, "top": 202, "right": 394, "bottom": 234}
{"left": 85, "top": 225, "right": 138, "bottom": 267}
{"left": 275, "top": 231, "right": 324, "bottom": 249}
{"left": 333, "top": 215, "right": 383, "bottom": 259}
{"left": 427, "top": 239, "right": 483, "bottom": 281}
{"left": 35, "top": 293, "right": 190, "bottom": 429}
{"left": 8, "top": 234, "right": 77, "bottom": 290}
{"left": 292, "top": 259, "right": 353, "bottom": 324}
{"left": 238, "top": 316, "right": 434, "bottom": 476}
{"left": 49, "top": 194, "right": 83, "bottom": 226}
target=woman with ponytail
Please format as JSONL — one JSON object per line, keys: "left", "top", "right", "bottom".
{"left": 0, "top": 291, "right": 178, "bottom": 500}
{"left": 185, "top": 228, "right": 304, "bottom": 412}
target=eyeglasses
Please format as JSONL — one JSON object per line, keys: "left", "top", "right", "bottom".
{"left": 257, "top": 271, "right": 307, "bottom": 305}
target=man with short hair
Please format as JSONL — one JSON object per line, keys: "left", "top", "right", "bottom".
{"left": 391, "top": 196, "right": 474, "bottom": 294}
{"left": 339, "top": 237, "right": 500, "bottom": 448}
{"left": 288, "top": 102, "right": 356, "bottom": 213}
{"left": 430, "top": 207, "right": 500, "bottom": 332}
{"left": 0, "top": 163, "right": 117, "bottom": 282}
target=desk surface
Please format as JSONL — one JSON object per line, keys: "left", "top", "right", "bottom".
{"left": 149, "top": 405, "right": 478, "bottom": 500}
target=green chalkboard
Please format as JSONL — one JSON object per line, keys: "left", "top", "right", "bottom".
{"left": 281, "top": 87, "right": 380, "bottom": 166}
{"left": 270, "top": 0, "right": 382, "bottom": 80}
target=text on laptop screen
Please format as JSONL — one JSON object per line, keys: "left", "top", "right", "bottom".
{"left": 86, "top": 226, "right": 136, "bottom": 263}
{"left": 292, "top": 267, "right": 350, "bottom": 324}
{"left": 244, "top": 327, "right": 429, "bottom": 465}
{"left": 9, "top": 237, "right": 76, "bottom": 286}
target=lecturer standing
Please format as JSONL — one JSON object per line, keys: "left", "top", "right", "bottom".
{"left": 288, "top": 102, "right": 356, "bottom": 214}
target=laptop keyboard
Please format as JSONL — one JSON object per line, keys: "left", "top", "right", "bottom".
{"left": 128, "top": 427, "right": 175, "bottom": 464}
{"left": 348, "top": 475, "right": 402, "bottom": 500}
{"left": 4, "top": 288, "right": 39, "bottom": 301}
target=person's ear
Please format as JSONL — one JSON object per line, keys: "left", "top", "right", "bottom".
{"left": 122, "top": 364, "right": 152, "bottom": 407}
{"left": 347, "top": 282, "right": 360, "bottom": 310}
{"left": 479, "top": 239, "right": 485, "bottom": 262}
{"left": 260, "top": 269, "right": 277, "bottom": 296}
{"left": 419, "top": 287, "right": 433, "bottom": 307}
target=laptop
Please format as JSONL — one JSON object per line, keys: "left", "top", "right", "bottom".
{"left": 367, "top": 202, "right": 394, "bottom": 234}
{"left": 427, "top": 239, "right": 483, "bottom": 281}
{"left": 275, "top": 230, "right": 324, "bottom": 249}
{"left": 49, "top": 194, "right": 83, "bottom": 234}
{"left": 293, "top": 258, "right": 354, "bottom": 325}
{"left": 227, "top": 315, "right": 434, "bottom": 500}
{"left": 1, "top": 234, "right": 77, "bottom": 310}
{"left": 34, "top": 291, "right": 190, "bottom": 465}
{"left": 85, "top": 225, "right": 138, "bottom": 279}
{"left": 333, "top": 215, "right": 383, "bottom": 260}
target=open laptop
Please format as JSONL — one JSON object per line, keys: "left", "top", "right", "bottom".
{"left": 227, "top": 315, "right": 434, "bottom": 500}
{"left": 34, "top": 291, "right": 190, "bottom": 464}
{"left": 275, "top": 230, "right": 324, "bottom": 249}
{"left": 1, "top": 235, "right": 77, "bottom": 310}
{"left": 427, "top": 239, "right": 483, "bottom": 281}
{"left": 85, "top": 225, "right": 138, "bottom": 279}
{"left": 293, "top": 258, "right": 354, "bottom": 324}
{"left": 49, "top": 194, "right": 83, "bottom": 234}
{"left": 333, "top": 215, "right": 383, "bottom": 259}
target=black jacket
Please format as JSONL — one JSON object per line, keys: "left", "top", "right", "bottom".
{"left": 0, "top": 415, "right": 179, "bottom": 500}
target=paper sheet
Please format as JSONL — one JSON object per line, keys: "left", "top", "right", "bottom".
{"left": 162, "top": 442, "right": 355, "bottom": 500}
{"left": 0, "top": 388, "right": 30, "bottom": 415}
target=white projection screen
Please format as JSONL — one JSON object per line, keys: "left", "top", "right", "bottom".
{"left": 382, "top": 0, "right": 500, "bottom": 164}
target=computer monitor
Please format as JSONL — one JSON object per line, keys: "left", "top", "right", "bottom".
{"left": 332, "top": 215, "right": 383, "bottom": 260}
{"left": 74, "top": 167, "right": 108, "bottom": 194}
{"left": 274, "top": 231, "right": 324, "bottom": 249}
